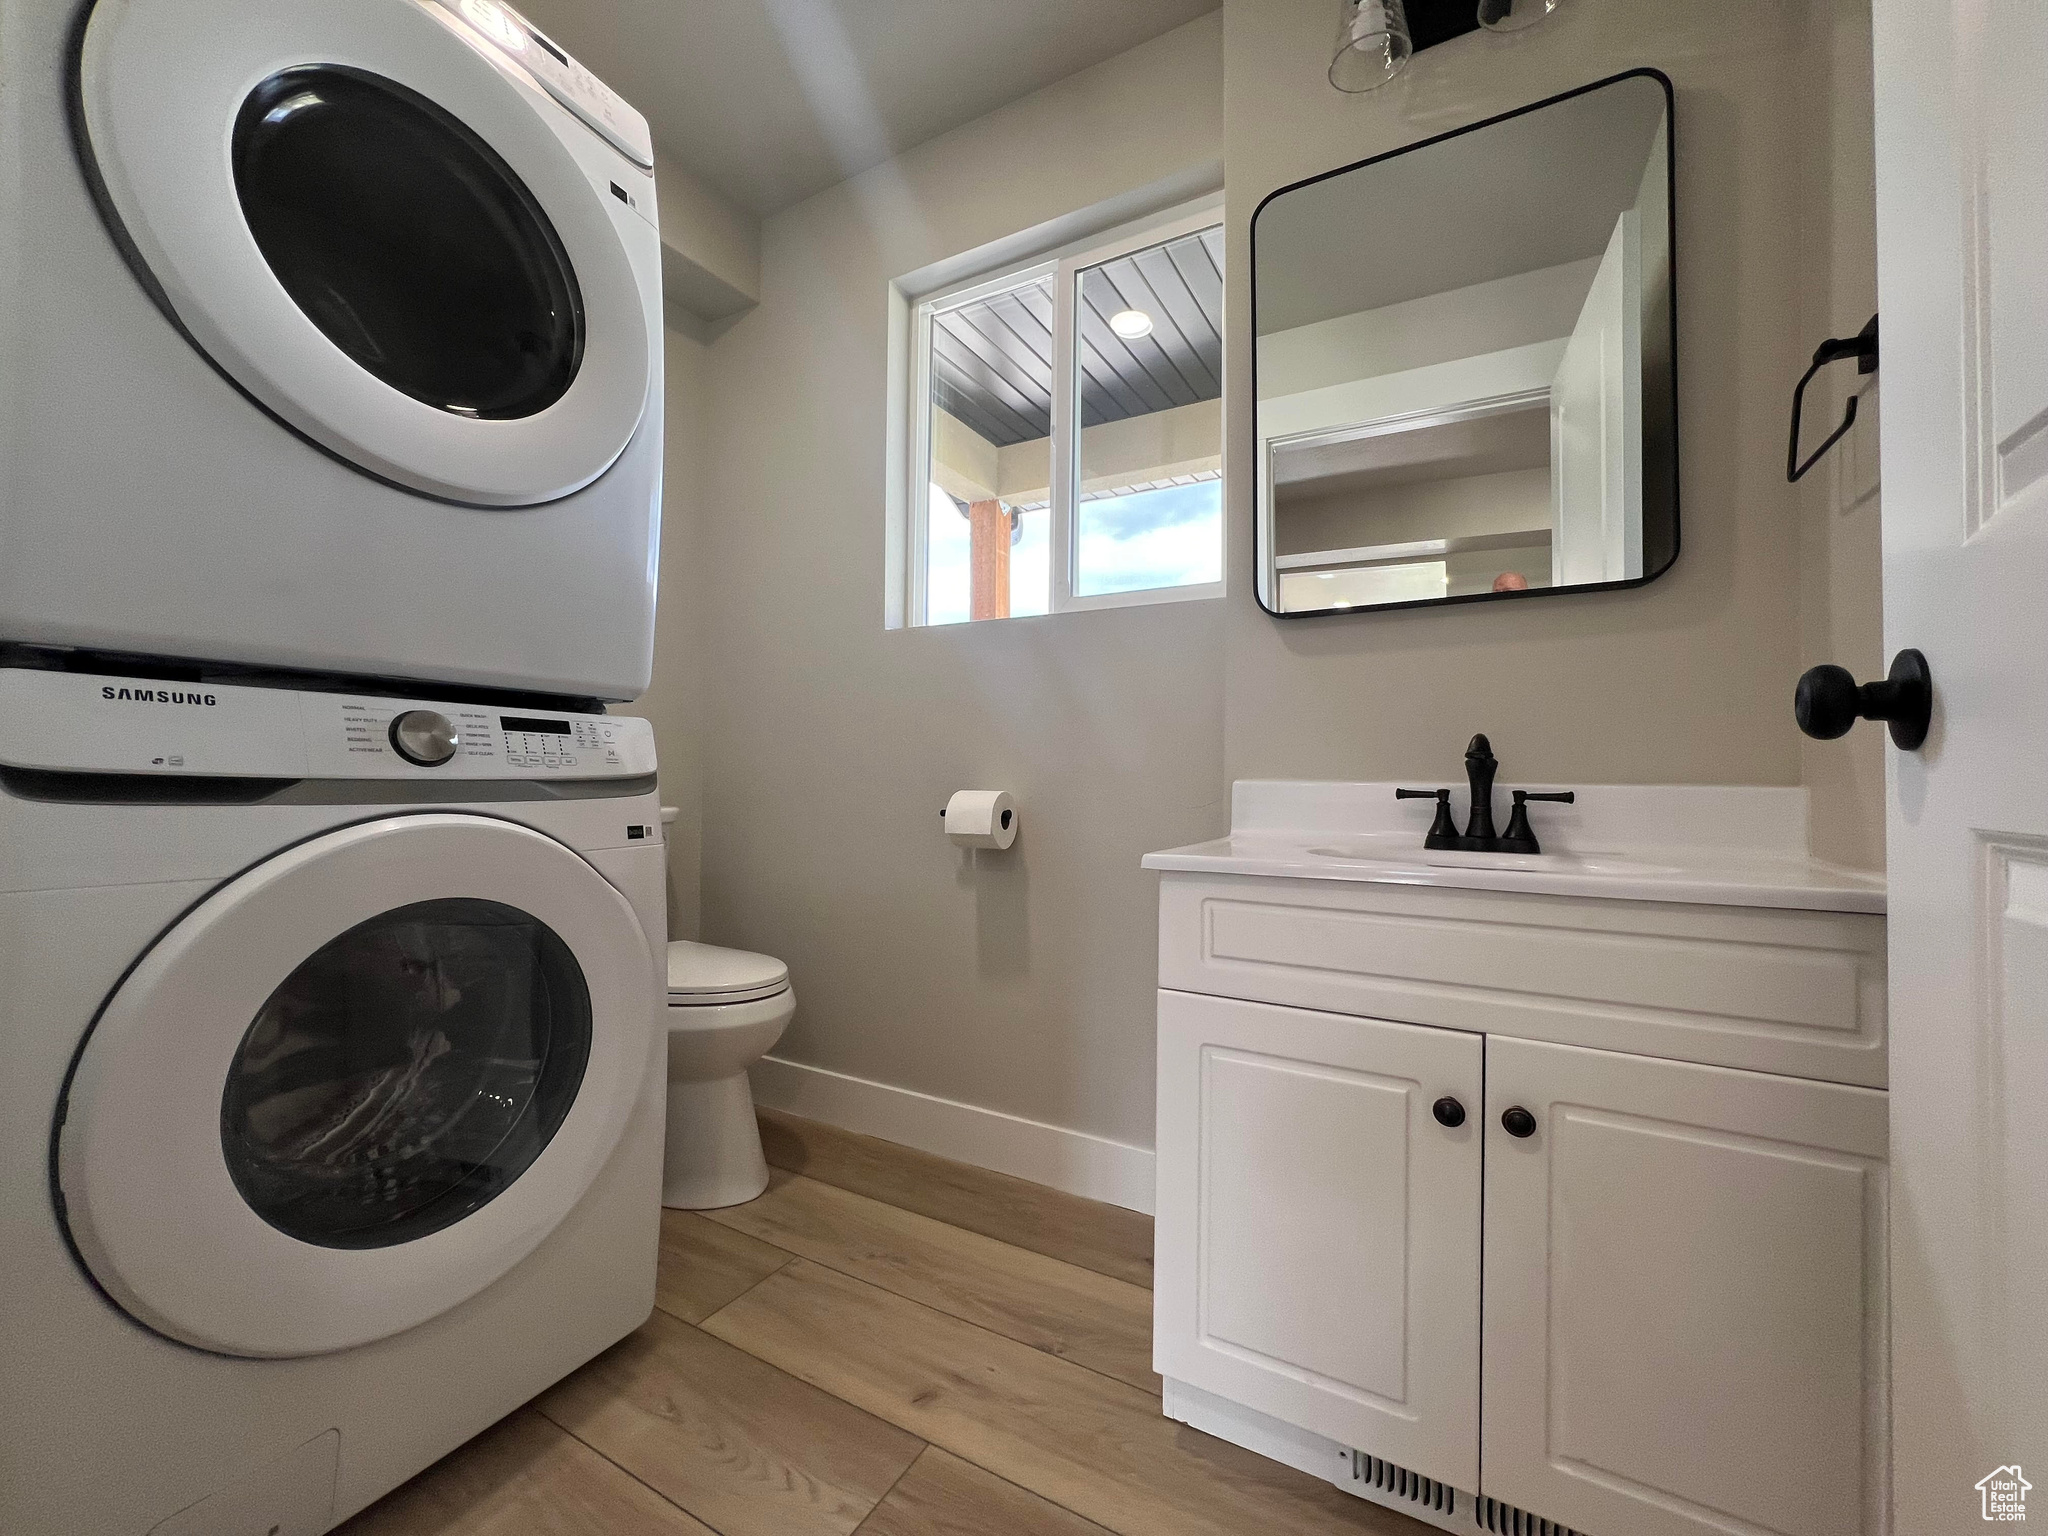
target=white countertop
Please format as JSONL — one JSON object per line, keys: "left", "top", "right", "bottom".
{"left": 1141, "top": 782, "right": 1886, "bottom": 914}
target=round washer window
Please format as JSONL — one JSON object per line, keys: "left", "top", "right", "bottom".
{"left": 221, "top": 897, "right": 591, "bottom": 1250}
{"left": 232, "top": 65, "right": 584, "bottom": 421}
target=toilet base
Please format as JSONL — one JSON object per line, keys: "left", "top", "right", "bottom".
{"left": 661, "top": 1070, "right": 771, "bottom": 1209}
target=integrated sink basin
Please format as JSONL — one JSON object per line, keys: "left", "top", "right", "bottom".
{"left": 1307, "top": 843, "right": 1682, "bottom": 877}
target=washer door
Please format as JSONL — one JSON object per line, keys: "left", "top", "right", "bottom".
{"left": 74, "top": 0, "right": 651, "bottom": 507}
{"left": 56, "top": 815, "right": 655, "bottom": 1358}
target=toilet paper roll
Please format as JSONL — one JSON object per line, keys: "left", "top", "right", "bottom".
{"left": 944, "top": 790, "right": 1017, "bottom": 850}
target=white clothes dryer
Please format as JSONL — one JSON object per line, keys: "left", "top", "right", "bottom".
{"left": 0, "top": 665, "right": 668, "bottom": 1534}
{"left": 0, "top": 0, "right": 665, "bottom": 701}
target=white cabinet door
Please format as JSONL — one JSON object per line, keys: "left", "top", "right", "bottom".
{"left": 1154, "top": 990, "right": 1482, "bottom": 1489}
{"left": 1483, "top": 1037, "right": 1889, "bottom": 1536}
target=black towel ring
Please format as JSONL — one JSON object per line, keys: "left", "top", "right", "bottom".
{"left": 1787, "top": 314, "right": 1879, "bottom": 483}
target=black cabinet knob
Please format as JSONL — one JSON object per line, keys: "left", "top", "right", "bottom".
{"left": 1795, "top": 648, "right": 1931, "bottom": 750}
{"left": 1501, "top": 1106, "right": 1537, "bottom": 1139}
{"left": 1432, "top": 1096, "right": 1466, "bottom": 1128}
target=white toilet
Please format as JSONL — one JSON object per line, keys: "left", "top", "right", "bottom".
{"left": 660, "top": 939, "right": 794, "bottom": 1209}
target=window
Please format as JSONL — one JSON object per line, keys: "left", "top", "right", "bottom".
{"left": 904, "top": 203, "right": 1224, "bottom": 625}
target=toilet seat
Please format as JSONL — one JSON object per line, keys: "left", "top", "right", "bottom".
{"left": 666, "top": 939, "right": 789, "bottom": 1007}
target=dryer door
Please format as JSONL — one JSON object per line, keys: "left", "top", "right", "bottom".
{"left": 55, "top": 814, "right": 656, "bottom": 1358}
{"left": 73, "top": 0, "right": 652, "bottom": 507}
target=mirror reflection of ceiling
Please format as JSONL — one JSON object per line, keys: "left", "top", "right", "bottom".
{"left": 511, "top": 0, "right": 1221, "bottom": 216}
{"left": 1254, "top": 77, "right": 1667, "bottom": 335}
{"left": 933, "top": 228, "right": 1224, "bottom": 447}
{"left": 1274, "top": 404, "right": 1551, "bottom": 498}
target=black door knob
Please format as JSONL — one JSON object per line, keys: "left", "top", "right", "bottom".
{"left": 1501, "top": 1106, "right": 1537, "bottom": 1138}
{"left": 1432, "top": 1096, "right": 1466, "bottom": 1128}
{"left": 1795, "top": 648, "right": 1931, "bottom": 750}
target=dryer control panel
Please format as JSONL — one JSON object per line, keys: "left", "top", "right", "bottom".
{"left": 435, "top": 0, "right": 656, "bottom": 169}
{"left": 0, "top": 669, "right": 657, "bottom": 782}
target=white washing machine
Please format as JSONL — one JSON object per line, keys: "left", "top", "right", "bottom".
{"left": 0, "top": 665, "right": 669, "bottom": 1534}
{"left": 0, "top": 0, "right": 665, "bottom": 701}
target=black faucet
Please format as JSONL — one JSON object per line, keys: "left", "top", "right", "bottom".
{"left": 1396, "top": 734, "right": 1576, "bottom": 854}
{"left": 1461, "top": 734, "right": 1500, "bottom": 847}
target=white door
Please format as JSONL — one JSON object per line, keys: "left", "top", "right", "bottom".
{"left": 1482, "top": 1038, "right": 1889, "bottom": 1536}
{"left": 55, "top": 814, "right": 656, "bottom": 1358}
{"left": 1872, "top": 3, "right": 2048, "bottom": 1526}
{"left": 1153, "top": 990, "right": 1482, "bottom": 1489}
{"left": 1551, "top": 210, "right": 1644, "bottom": 586}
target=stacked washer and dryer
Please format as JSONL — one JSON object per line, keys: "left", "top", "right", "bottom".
{"left": 0, "top": 1, "right": 681, "bottom": 1531}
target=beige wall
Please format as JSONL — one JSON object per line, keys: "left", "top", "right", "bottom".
{"left": 1795, "top": 0, "right": 1885, "bottom": 871}
{"left": 653, "top": 148, "right": 761, "bottom": 329}
{"left": 1224, "top": 0, "right": 1874, "bottom": 830}
{"left": 680, "top": 15, "right": 1227, "bottom": 1152}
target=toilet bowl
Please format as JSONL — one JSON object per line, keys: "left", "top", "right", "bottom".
{"left": 661, "top": 939, "right": 793, "bottom": 1209}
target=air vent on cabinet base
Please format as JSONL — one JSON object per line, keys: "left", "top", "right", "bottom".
{"left": 1343, "top": 1449, "right": 1583, "bottom": 1536}
{"left": 1160, "top": 1376, "right": 1583, "bottom": 1536}
{"left": 1349, "top": 1451, "right": 1456, "bottom": 1514}
{"left": 1472, "top": 1493, "right": 1585, "bottom": 1536}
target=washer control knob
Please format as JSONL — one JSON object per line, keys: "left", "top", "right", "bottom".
{"left": 389, "top": 710, "right": 459, "bottom": 767}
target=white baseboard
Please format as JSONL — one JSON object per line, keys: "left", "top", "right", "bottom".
{"left": 750, "top": 1054, "right": 1157, "bottom": 1215}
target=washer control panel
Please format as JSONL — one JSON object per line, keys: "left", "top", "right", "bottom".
{"left": 0, "top": 669, "right": 657, "bottom": 781}
{"left": 498, "top": 714, "right": 621, "bottom": 769}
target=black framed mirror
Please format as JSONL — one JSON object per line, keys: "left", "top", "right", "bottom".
{"left": 1251, "top": 69, "right": 1677, "bottom": 617}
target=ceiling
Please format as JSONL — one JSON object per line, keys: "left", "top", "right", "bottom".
{"left": 932, "top": 227, "right": 1225, "bottom": 448}
{"left": 1254, "top": 73, "right": 1668, "bottom": 334}
{"left": 511, "top": 0, "right": 1220, "bottom": 217}
{"left": 1275, "top": 401, "right": 1552, "bottom": 501}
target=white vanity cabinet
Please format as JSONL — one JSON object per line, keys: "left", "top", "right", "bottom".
{"left": 1146, "top": 804, "right": 1890, "bottom": 1536}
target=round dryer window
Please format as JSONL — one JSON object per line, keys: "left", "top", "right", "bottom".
{"left": 54, "top": 815, "right": 657, "bottom": 1359}
{"left": 233, "top": 68, "right": 586, "bottom": 422}
{"left": 73, "top": 0, "right": 653, "bottom": 506}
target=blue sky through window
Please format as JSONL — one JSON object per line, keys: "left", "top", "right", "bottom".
{"left": 925, "top": 479, "right": 1220, "bottom": 622}
{"left": 1076, "top": 480, "right": 1223, "bottom": 597}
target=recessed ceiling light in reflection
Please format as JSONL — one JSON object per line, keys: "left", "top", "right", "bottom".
{"left": 1109, "top": 309, "right": 1154, "bottom": 340}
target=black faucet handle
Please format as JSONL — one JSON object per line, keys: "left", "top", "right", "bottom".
{"left": 1396, "top": 788, "right": 1460, "bottom": 850}
{"left": 1499, "top": 790, "right": 1576, "bottom": 856}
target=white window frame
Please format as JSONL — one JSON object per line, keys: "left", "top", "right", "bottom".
{"left": 902, "top": 196, "right": 1225, "bottom": 627}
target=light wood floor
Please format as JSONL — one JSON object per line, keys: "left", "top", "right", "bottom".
{"left": 338, "top": 1109, "right": 1432, "bottom": 1536}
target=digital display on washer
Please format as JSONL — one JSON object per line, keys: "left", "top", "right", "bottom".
{"left": 500, "top": 716, "right": 571, "bottom": 735}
